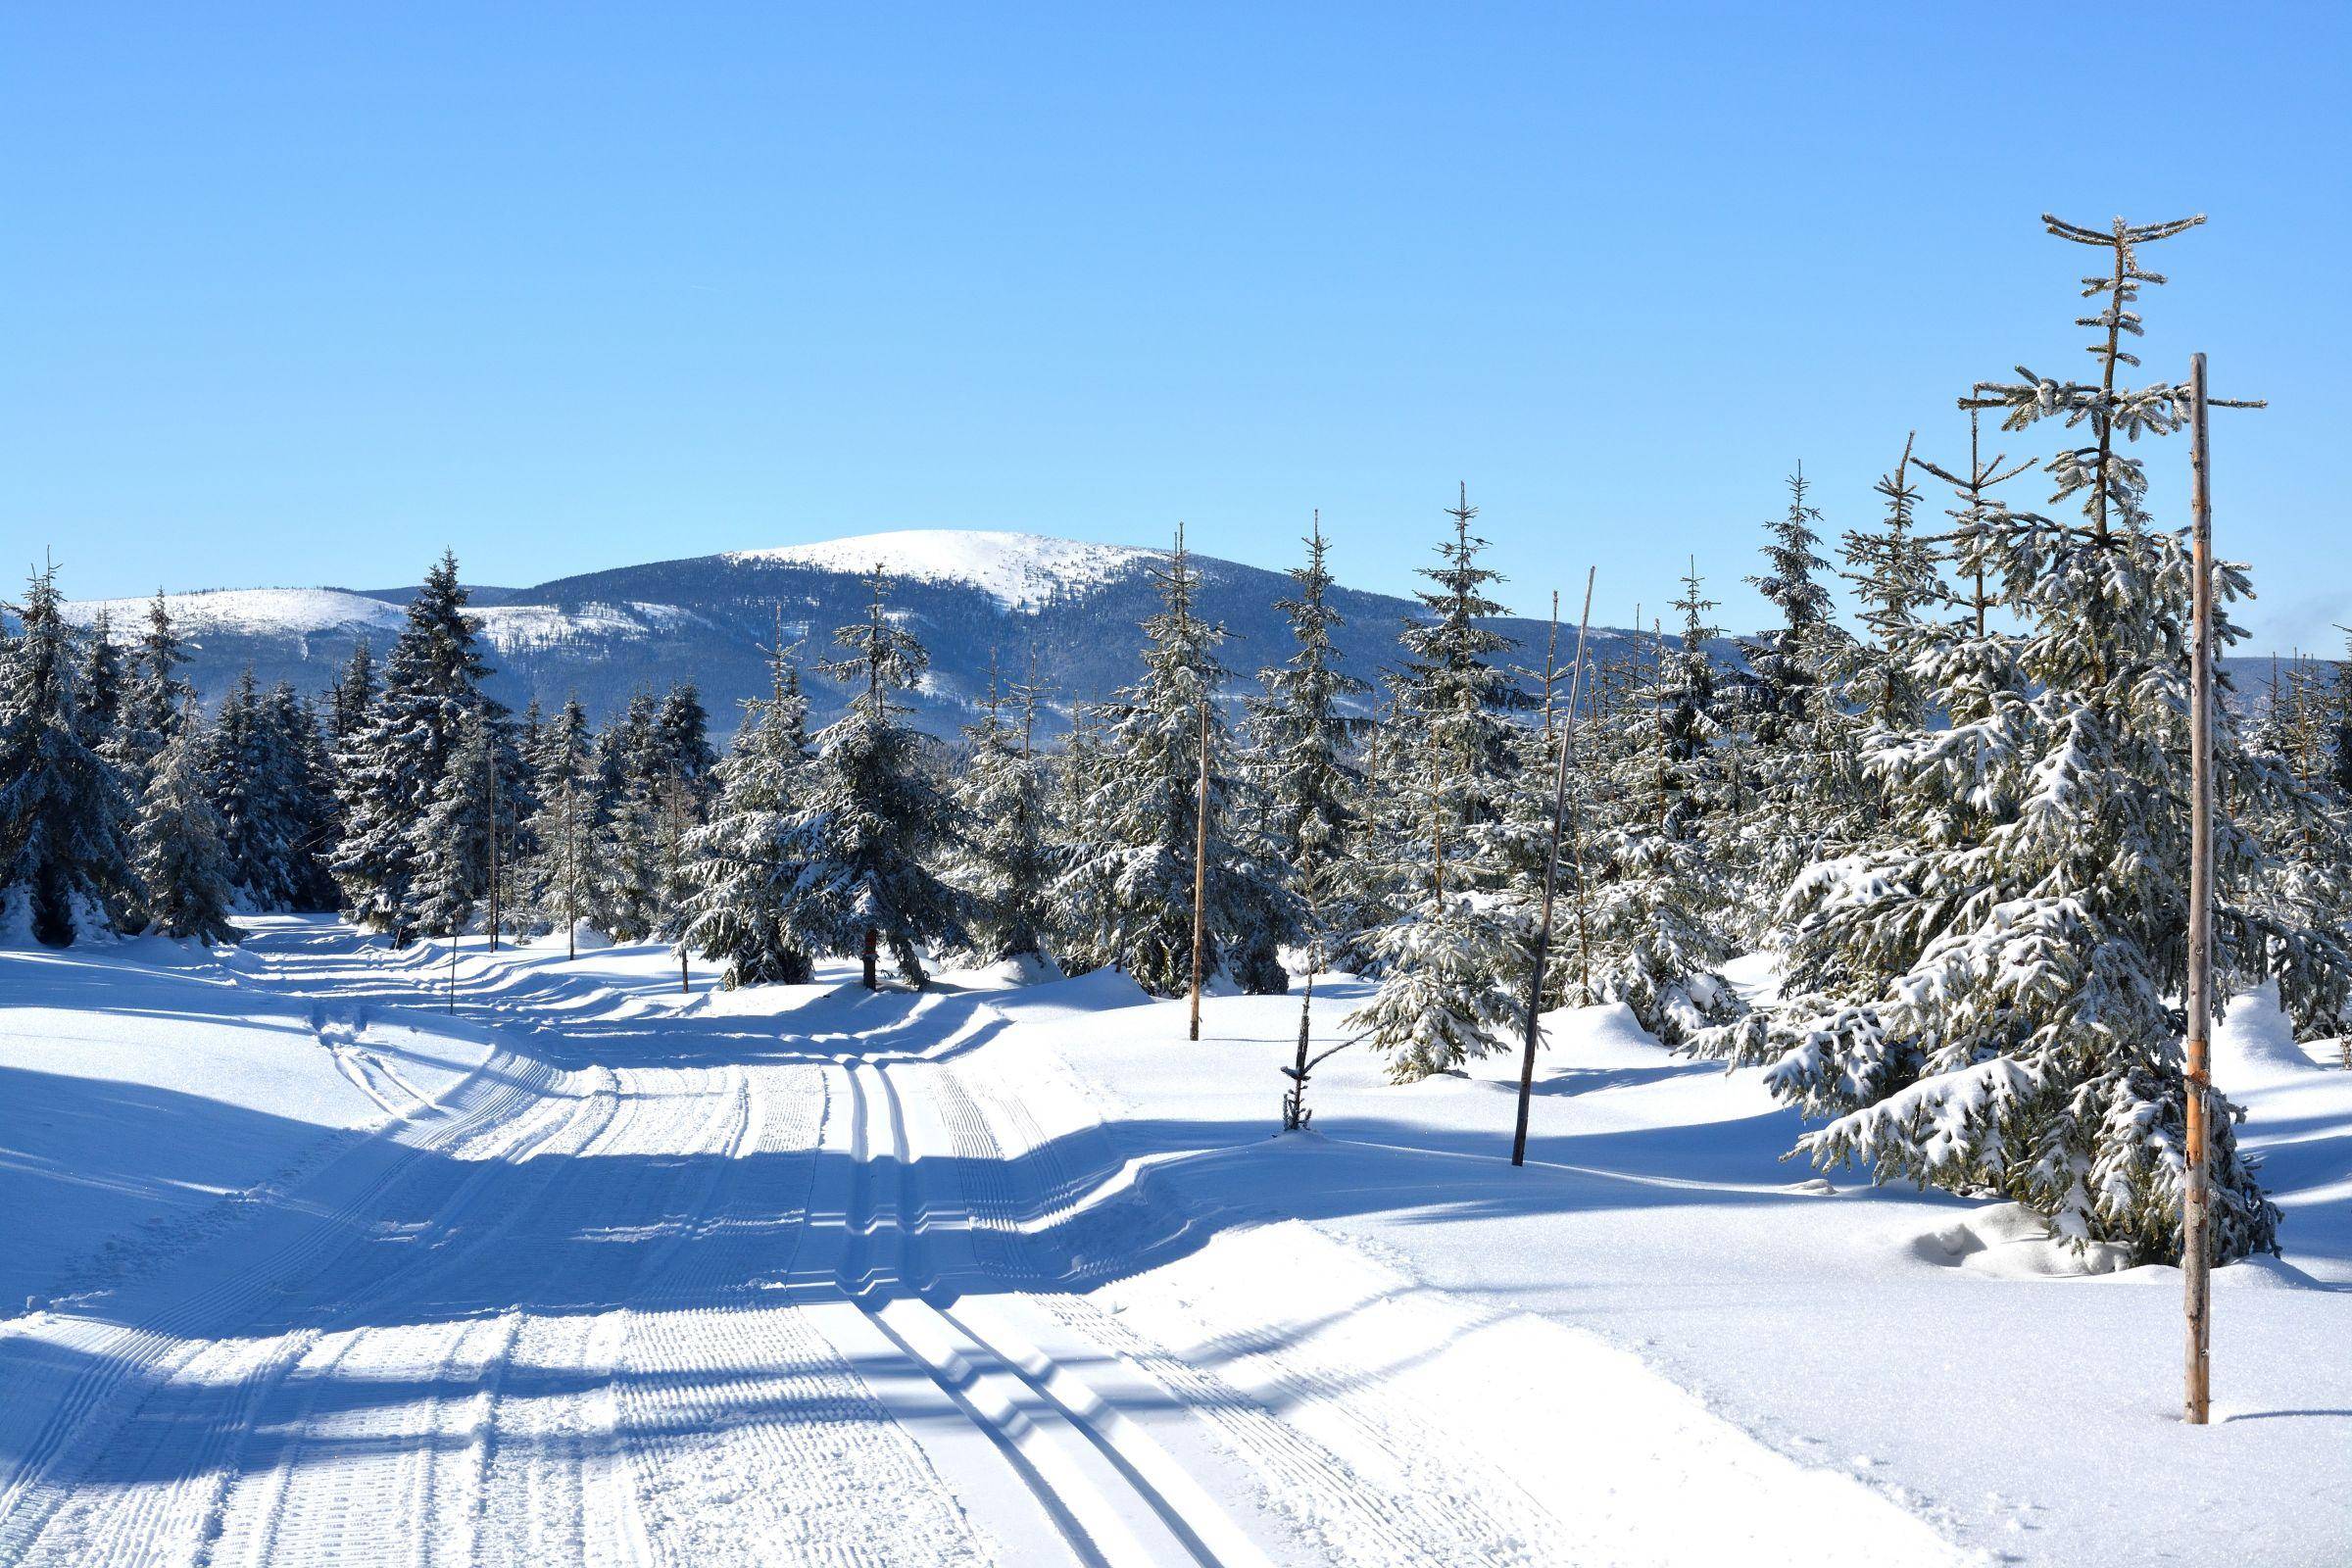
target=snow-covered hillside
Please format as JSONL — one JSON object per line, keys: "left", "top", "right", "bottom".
{"left": 58, "top": 586, "right": 407, "bottom": 639}
{"left": 726, "top": 529, "right": 1162, "bottom": 612}
{"left": 468, "top": 600, "right": 712, "bottom": 654}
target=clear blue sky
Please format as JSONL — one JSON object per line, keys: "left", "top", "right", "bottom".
{"left": 3, "top": 5, "right": 2345, "bottom": 651}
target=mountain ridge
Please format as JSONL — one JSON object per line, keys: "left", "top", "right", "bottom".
{"left": 57, "top": 530, "right": 1683, "bottom": 738}
{"left": 52, "top": 528, "right": 2309, "bottom": 740}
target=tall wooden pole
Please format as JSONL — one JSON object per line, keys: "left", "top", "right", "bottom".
{"left": 483, "top": 712, "right": 500, "bottom": 955}
{"left": 2182, "top": 352, "right": 2215, "bottom": 1425}
{"left": 1188, "top": 695, "right": 1210, "bottom": 1043}
{"left": 1512, "top": 568, "right": 1596, "bottom": 1168}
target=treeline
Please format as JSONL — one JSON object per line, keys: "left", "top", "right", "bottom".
{"left": 6, "top": 211, "right": 2350, "bottom": 1265}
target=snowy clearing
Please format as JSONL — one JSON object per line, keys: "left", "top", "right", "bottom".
{"left": 1, "top": 921, "right": 2345, "bottom": 1566}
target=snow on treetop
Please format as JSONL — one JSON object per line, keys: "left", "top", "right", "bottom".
{"left": 726, "top": 530, "right": 1161, "bottom": 612}
{"left": 60, "top": 587, "right": 408, "bottom": 638}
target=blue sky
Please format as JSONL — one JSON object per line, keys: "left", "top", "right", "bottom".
{"left": 3, "top": 5, "right": 2346, "bottom": 650}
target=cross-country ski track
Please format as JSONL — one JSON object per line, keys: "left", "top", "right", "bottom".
{"left": 0, "top": 920, "right": 1980, "bottom": 1566}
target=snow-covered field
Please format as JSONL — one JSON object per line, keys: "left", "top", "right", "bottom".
{"left": 2, "top": 922, "right": 2346, "bottom": 1566}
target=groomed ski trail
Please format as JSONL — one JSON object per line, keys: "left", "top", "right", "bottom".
{"left": 0, "top": 921, "right": 1714, "bottom": 1567}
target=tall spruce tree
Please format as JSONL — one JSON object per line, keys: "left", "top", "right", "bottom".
{"left": 263, "top": 682, "right": 342, "bottom": 909}
{"left": 132, "top": 705, "right": 242, "bottom": 944}
{"left": 1049, "top": 531, "right": 1289, "bottom": 997}
{"left": 1249, "top": 514, "right": 1369, "bottom": 953}
{"left": 681, "top": 630, "right": 816, "bottom": 986}
{"left": 75, "top": 610, "right": 126, "bottom": 757}
{"left": 114, "top": 591, "right": 193, "bottom": 791}
{"left": 792, "top": 569, "right": 964, "bottom": 989}
{"left": 0, "top": 565, "right": 136, "bottom": 944}
{"left": 1715, "top": 213, "right": 2351, "bottom": 1263}
{"left": 328, "top": 553, "right": 499, "bottom": 942}
{"left": 522, "top": 697, "right": 603, "bottom": 957}
{"left": 1582, "top": 581, "right": 1748, "bottom": 1045}
{"left": 1840, "top": 435, "right": 1946, "bottom": 734}
{"left": 414, "top": 705, "right": 517, "bottom": 940}
{"left": 949, "top": 656, "right": 1054, "bottom": 965}
{"left": 327, "top": 639, "right": 377, "bottom": 751}
{"left": 204, "top": 668, "right": 318, "bottom": 911}
{"left": 1346, "top": 489, "right": 1529, "bottom": 1079}
{"left": 1743, "top": 466, "right": 1836, "bottom": 745}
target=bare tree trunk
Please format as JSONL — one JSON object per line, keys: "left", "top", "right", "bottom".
{"left": 862, "top": 926, "right": 879, "bottom": 991}
{"left": 484, "top": 721, "right": 500, "bottom": 954}
{"left": 1189, "top": 697, "right": 1210, "bottom": 1042}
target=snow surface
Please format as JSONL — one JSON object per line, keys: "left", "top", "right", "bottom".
{"left": 2, "top": 923, "right": 2345, "bottom": 1566}
{"left": 58, "top": 587, "right": 407, "bottom": 639}
{"left": 0, "top": 934, "right": 498, "bottom": 1314}
{"left": 469, "top": 600, "right": 709, "bottom": 654}
{"left": 727, "top": 530, "right": 1162, "bottom": 612}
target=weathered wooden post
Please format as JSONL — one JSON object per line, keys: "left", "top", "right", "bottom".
{"left": 2182, "top": 352, "right": 2215, "bottom": 1425}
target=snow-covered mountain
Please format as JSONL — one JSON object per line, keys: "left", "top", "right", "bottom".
{"left": 54, "top": 528, "right": 1684, "bottom": 738}
{"left": 724, "top": 530, "right": 1161, "bottom": 613}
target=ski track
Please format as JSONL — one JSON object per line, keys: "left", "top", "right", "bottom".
{"left": 0, "top": 926, "right": 1610, "bottom": 1568}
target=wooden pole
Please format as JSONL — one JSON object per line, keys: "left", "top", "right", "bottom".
{"left": 484, "top": 713, "right": 500, "bottom": 954}
{"left": 1188, "top": 695, "right": 1210, "bottom": 1043}
{"left": 1512, "top": 567, "right": 1596, "bottom": 1168}
{"left": 2182, "top": 352, "right": 2215, "bottom": 1425}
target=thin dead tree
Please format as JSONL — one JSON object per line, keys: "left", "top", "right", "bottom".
{"left": 1511, "top": 567, "right": 1595, "bottom": 1167}
{"left": 1187, "top": 693, "right": 1210, "bottom": 1043}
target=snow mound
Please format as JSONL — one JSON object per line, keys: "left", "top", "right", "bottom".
{"left": 2215, "top": 982, "right": 2329, "bottom": 1084}
{"left": 1908, "top": 1201, "right": 2132, "bottom": 1278}
{"left": 726, "top": 530, "right": 1161, "bottom": 612}
{"left": 936, "top": 952, "right": 1063, "bottom": 991}
{"left": 60, "top": 587, "right": 407, "bottom": 638}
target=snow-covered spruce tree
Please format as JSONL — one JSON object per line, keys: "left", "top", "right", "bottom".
{"left": 949, "top": 657, "right": 1054, "bottom": 965}
{"left": 1731, "top": 471, "right": 1863, "bottom": 921}
{"left": 75, "top": 610, "right": 126, "bottom": 756}
{"left": 1742, "top": 465, "right": 1837, "bottom": 752}
{"left": 1580, "top": 572, "right": 1747, "bottom": 1045}
{"left": 1723, "top": 214, "right": 2352, "bottom": 1263}
{"left": 791, "top": 569, "right": 965, "bottom": 989}
{"left": 680, "top": 633, "right": 816, "bottom": 987}
{"left": 640, "top": 683, "right": 715, "bottom": 965}
{"left": 112, "top": 590, "right": 194, "bottom": 792}
{"left": 1250, "top": 517, "right": 1372, "bottom": 1088}
{"left": 1839, "top": 435, "right": 1946, "bottom": 734}
{"left": 204, "top": 668, "right": 315, "bottom": 911}
{"left": 326, "top": 639, "right": 377, "bottom": 752}
{"left": 413, "top": 705, "right": 517, "bottom": 940}
{"left": 522, "top": 697, "right": 604, "bottom": 957}
{"left": 261, "top": 682, "right": 343, "bottom": 909}
{"left": 1346, "top": 488, "right": 1529, "bottom": 1079}
{"left": 1049, "top": 532, "right": 1290, "bottom": 998}
{"left": 329, "top": 553, "right": 501, "bottom": 942}
{"left": 593, "top": 693, "right": 669, "bottom": 944}
{"left": 132, "top": 705, "right": 241, "bottom": 944}
{"left": 654, "top": 682, "right": 717, "bottom": 799}
{"left": 0, "top": 565, "right": 137, "bottom": 944}
{"left": 1248, "top": 515, "right": 1370, "bottom": 954}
